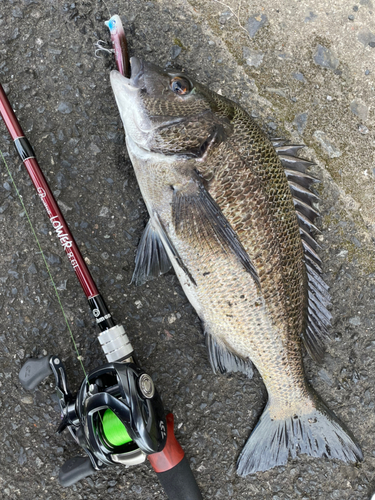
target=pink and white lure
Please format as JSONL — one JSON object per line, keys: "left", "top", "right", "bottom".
{"left": 105, "top": 15, "right": 130, "bottom": 78}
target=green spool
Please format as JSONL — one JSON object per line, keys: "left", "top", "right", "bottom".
{"left": 102, "top": 408, "right": 133, "bottom": 447}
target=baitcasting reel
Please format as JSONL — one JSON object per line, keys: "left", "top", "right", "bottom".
{"left": 19, "top": 355, "right": 167, "bottom": 486}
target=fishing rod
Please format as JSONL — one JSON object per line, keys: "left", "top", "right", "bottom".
{"left": 0, "top": 16, "right": 202, "bottom": 500}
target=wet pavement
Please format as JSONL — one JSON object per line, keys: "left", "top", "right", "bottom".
{"left": 0, "top": 1, "right": 374, "bottom": 499}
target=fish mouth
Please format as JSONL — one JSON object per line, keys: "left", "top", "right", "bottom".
{"left": 110, "top": 57, "right": 155, "bottom": 146}
{"left": 109, "top": 57, "right": 144, "bottom": 117}
{"left": 110, "top": 56, "right": 144, "bottom": 91}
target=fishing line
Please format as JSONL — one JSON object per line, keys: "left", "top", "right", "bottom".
{"left": 101, "top": 0, "right": 112, "bottom": 18}
{"left": 1, "top": 0, "right": 128, "bottom": 386}
{"left": 0, "top": 148, "right": 88, "bottom": 380}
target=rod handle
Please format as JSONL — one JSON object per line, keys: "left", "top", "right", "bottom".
{"left": 149, "top": 413, "right": 203, "bottom": 500}
{"left": 155, "top": 456, "right": 203, "bottom": 500}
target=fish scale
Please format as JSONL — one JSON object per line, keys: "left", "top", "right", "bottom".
{"left": 110, "top": 58, "right": 363, "bottom": 475}
{"left": 206, "top": 152, "right": 308, "bottom": 407}
{"left": 204, "top": 131, "right": 306, "bottom": 340}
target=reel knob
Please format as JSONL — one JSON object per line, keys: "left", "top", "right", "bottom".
{"left": 19, "top": 355, "right": 52, "bottom": 390}
{"left": 59, "top": 456, "right": 96, "bottom": 487}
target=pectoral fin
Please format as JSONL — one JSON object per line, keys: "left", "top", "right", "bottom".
{"left": 171, "top": 177, "right": 260, "bottom": 287}
{"left": 132, "top": 219, "right": 172, "bottom": 286}
{"left": 151, "top": 212, "right": 197, "bottom": 286}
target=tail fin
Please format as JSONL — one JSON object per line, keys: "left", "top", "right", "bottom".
{"left": 237, "top": 389, "right": 363, "bottom": 476}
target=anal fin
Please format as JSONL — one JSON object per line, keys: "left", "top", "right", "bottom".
{"left": 205, "top": 331, "right": 253, "bottom": 378}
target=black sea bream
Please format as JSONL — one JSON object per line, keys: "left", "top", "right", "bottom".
{"left": 110, "top": 57, "right": 363, "bottom": 474}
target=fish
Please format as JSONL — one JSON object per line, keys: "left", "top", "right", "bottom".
{"left": 109, "top": 57, "right": 363, "bottom": 474}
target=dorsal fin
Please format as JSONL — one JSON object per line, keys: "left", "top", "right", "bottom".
{"left": 302, "top": 238, "right": 322, "bottom": 263}
{"left": 299, "top": 227, "right": 321, "bottom": 252}
{"left": 277, "top": 154, "right": 315, "bottom": 173}
{"left": 295, "top": 210, "right": 321, "bottom": 234}
{"left": 271, "top": 138, "right": 286, "bottom": 147}
{"left": 290, "top": 181, "right": 319, "bottom": 204}
{"left": 293, "top": 198, "right": 320, "bottom": 224}
{"left": 305, "top": 254, "right": 322, "bottom": 274}
{"left": 275, "top": 142, "right": 331, "bottom": 361}
{"left": 273, "top": 143, "right": 305, "bottom": 157}
{"left": 285, "top": 169, "right": 320, "bottom": 189}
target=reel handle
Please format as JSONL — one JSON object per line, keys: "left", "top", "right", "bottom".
{"left": 18, "top": 356, "right": 52, "bottom": 391}
{"left": 59, "top": 457, "right": 96, "bottom": 487}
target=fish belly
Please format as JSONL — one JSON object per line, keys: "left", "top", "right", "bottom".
{"left": 165, "top": 217, "right": 309, "bottom": 414}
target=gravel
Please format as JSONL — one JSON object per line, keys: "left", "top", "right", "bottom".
{"left": 313, "top": 130, "right": 342, "bottom": 158}
{"left": 350, "top": 100, "right": 369, "bottom": 121}
{"left": 293, "top": 112, "right": 309, "bottom": 134}
{"left": 358, "top": 28, "right": 375, "bottom": 46}
{"left": 246, "top": 13, "right": 268, "bottom": 38}
{"left": 1, "top": 1, "right": 375, "bottom": 500}
{"left": 292, "top": 72, "right": 306, "bottom": 83}
{"left": 313, "top": 44, "right": 340, "bottom": 71}
{"left": 243, "top": 47, "right": 264, "bottom": 68}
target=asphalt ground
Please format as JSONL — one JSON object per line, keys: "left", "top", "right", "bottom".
{"left": 0, "top": 1, "right": 374, "bottom": 499}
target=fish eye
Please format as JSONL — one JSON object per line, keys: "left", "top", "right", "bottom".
{"left": 170, "top": 76, "right": 191, "bottom": 95}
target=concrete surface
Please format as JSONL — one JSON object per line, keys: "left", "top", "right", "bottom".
{"left": 0, "top": 0, "right": 374, "bottom": 499}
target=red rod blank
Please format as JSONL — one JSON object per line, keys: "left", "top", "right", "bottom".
{"left": 0, "top": 83, "right": 99, "bottom": 299}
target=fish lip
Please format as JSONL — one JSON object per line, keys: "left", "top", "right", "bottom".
{"left": 129, "top": 56, "right": 143, "bottom": 85}
{"left": 109, "top": 56, "right": 144, "bottom": 91}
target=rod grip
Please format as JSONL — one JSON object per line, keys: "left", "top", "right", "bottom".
{"left": 148, "top": 413, "right": 202, "bottom": 500}
{"left": 155, "top": 456, "right": 203, "bottom": 500}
